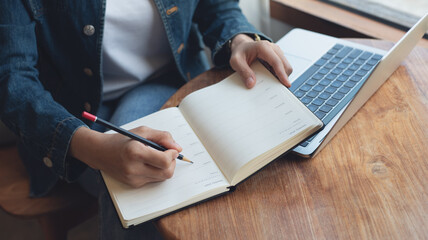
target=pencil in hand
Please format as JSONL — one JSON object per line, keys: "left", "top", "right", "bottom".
{"left": 81, "top": 111, "right": 193, "bottom": 164}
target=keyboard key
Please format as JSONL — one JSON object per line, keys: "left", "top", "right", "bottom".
{"left": 349, "top": 64, "right": 359, "bottom": 71}
{"left": 325, "top": 86, "right": 337, "bottom": 94}
{"left": 307, "top": 90, "right": 319, "bottom": 98}
{"left": 314, "top": 58, "right": 327, "bottom": 66}
{"left": 325, "top": 62, "right": 336, "bottom": 69}
{"left": 319, "top": 92, "right": 331, "bottom": 100}
{"left": 320, "top": 105, "right": 333, "bottom": 113}
{"left": 312, "top": 98, "right": 325, "bottom": 106}
{"left": 372, "top": 54, "right": 383, "bottom": 60}
{"left": 308, "top": 104, "right": 319, "bottom": 112}
{"left": 313, "top": 85, "right": 325, "bottom": 92}
{"left": 343, "top": 70, "right": 354, "bottom": 76}
{"left": 326, "top": 99, "right": 339, "bottom": 106}
{"left": 327, "top": 48, "right": 339, "bottom": 55}
{"left": 300, "top": 141, "right": 309, "bottom": 147}
{"left": 337, "top": 63, "right": 349, "bottom": 69}
{"left": 294, "top": 90, "right": 305, "bottom": 98}
{"left": 367, "top": 59, "right": 378, "bottom": 65}
{"left": 332, "top": 68, "right": 343, "bottom": 75}
{"left": 312, "top": 73, "right": 324, "bottom": 80}
{"left": 319, "top": 68, "right": 329, "bottom": 75}
{"left": 333, "top": 44, "right": 344, "bottom": 50}
{"left": 319, "top": 79, "right": 331, "bottom": 86}
{"left": 343, "top": 57, "right": 353, "bottom": 64}
{"left": 315, "top": 111, "right": 326, "bottom": 119}
{"left": 344, "top": 81, "right": 356, "bottom": 88}
{"left": 350, "top": 75, "right": 362, "bottom": 82}
{"left": 339, "top": 86, "right": 351, "bottom": 94}
{"left": 337, "top": 46, "right": 353, "bottom": 58}
{"left": 301, "top": 97, "right": 312, "bottom": 104}
{"left": 332, "top": 92, "right": 345, "bottom": 100}
{"left": 359, "top": 51, "right": 373, "bottom": 60}
{"left": 322, "top": 53, "right": 333, "bottom": 60}
{"left": 356, "top": 70, "right": 368, "bottom": 76}
{"left": 330, "top": 57, "right": 341, "bottom": 64}
{"left": 349, "top": 49, "right": 363, "bottom": 58}
{"left": 300, "top": 84, "right": 312, "bottom": 92}
{"left": 325, "top": 74, "right": 337, "bottom": 81}
{"left": 331, "top": 80, "right": 343, "bottom": 88}
{"left": 337, "top": 75, "right": 349, "bottom": 82}
{"left": 361, "top": 64, "right": 373, "bottom": 71}
{"left": 355, "top": 59, "right": 365, "bottom": 65}
{"left": 307, "top": 79, "right": 318, "bottom": 86}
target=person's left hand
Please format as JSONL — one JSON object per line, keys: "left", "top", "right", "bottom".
{"left": 229, "top": 34, "right": 293, "bottom": 89}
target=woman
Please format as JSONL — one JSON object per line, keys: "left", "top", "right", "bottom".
{"left": 0, "top": 0, "right": 292, "bottom": 238}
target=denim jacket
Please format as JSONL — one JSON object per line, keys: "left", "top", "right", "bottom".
{"left": 0, "top": 0, "right": 268, "bottom": 196}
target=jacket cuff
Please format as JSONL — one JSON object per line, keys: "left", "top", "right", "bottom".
{"left": 44, "top": 117, "right": 88, "bottom": 182}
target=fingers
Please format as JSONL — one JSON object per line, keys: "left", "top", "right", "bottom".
{"left": 117, "top": 126, "right": 181, "bottom": 187}
{"left": 257, "top": 42, "right": 292, "bottom": 87}
{"left": 270, "top": 44, "right": 293, "bottom": 86}
{"left": 131, "top": 126, "right": 182, "bottom": 152}
{"left": 126, "top": 126, "right": 180, "bottom": 169}
{"left": 229, "top": 53, "right": 257, "bottom": 88}
{"left": 131, "top": 148, "right": 177, "bottom": 180}
{"left": 121, "top": 141, "right": 178, "bottom": 188}
{"left": 229, "top": 36, "right": 293, "bottom": 88}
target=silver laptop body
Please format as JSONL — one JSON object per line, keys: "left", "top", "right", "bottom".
{"left": 275, "top": 13, "right": 428, "bottom": 157}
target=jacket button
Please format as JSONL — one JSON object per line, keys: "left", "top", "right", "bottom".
{"left": 83, "top": 25, "right": 95, "bottom": 36}
{"left": 43, "top": 157, "right": 53, "bottom": 168}
{"left": 84, "top": 102, "right": 92, "bottom": 112}
{"left": 83, "top": 68, "right": 93, "bottom": 76}
{"left": 177, "top": 43, "right": 184, "bottom": 54}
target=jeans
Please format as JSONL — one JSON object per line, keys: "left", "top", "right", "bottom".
{"left": 78, "top": 68, "right": 185, "bottom": 239}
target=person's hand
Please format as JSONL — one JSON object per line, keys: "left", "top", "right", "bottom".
{"left": 70, "top": 126, "right": 181, "bottom": 188}
{"left": 229, "top": 34, "right": 293, "bottom": 88}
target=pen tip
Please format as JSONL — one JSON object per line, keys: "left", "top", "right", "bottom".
{"left": 182, "top": 156, "right": 193, "bottom": 164}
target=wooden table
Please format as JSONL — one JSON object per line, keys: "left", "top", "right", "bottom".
{"left": 157, "top": 39, "right": 428, "bottom": 239}
{"left": 270, "top": 0, "right": 428, "bottom": 48}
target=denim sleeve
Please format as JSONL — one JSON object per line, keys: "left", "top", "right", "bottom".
{"left": 193, "top": 0, "right": 272, "bottom": 67}
{"left": 0, "top": 1, "right": 87, "bottom": 182}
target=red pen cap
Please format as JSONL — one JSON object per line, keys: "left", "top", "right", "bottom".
{"left": 82, "top": 111, "right": 97, "bottom": 122}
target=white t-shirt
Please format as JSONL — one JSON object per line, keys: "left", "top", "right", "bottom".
{"left": 102, "top": 0, "right": 173, "bottom": 100}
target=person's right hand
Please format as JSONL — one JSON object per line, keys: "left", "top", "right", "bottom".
{"left": 70, "top": 126, "right": 181, "bottom": 188}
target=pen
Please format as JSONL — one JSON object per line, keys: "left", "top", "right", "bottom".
{"left": 81, "top": 111, "right": 193, "bottom": 164}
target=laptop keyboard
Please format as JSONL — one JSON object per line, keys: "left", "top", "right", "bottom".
{"left": 289, "top": 44, "right": 383, "bottom": 147}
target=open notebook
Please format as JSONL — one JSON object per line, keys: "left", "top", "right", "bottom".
{"left": 101, "top": 61, "right": 323, "bottom": 228}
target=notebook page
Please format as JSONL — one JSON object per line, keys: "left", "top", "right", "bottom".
{"left": 102, "top": 107, "right": 229, "bottom": 222}
{"left": 179, "top": 62, "right": 320, "bottom": 183}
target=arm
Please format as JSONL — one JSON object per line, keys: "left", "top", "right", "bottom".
{"left": 0, "top": 1, "right": 179, "bottom": 188}
{"left": 0, "top": 1, "right": 87, "bottom": 181}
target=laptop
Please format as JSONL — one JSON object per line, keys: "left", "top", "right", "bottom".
{"left": 275, "top": 13, "right": 428, "bottom": 158}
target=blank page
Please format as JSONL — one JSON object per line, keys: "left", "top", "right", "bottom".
{"left": 179, "top": 62, "right": 321, "bottom": 184}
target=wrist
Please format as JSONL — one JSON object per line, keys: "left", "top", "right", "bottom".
{"left": 229, "top": 33, "right": 260, "bottom": 53}
{"left": 69, "top": 126, "right": 103, "bottom": 168}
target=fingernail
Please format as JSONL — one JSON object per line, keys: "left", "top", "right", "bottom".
{"left": 246, "top": 77, "right": 254, "bottom": 88}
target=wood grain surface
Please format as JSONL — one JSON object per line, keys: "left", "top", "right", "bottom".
{"left": 157, "top": 39, "right": 428, "bottom": 240}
